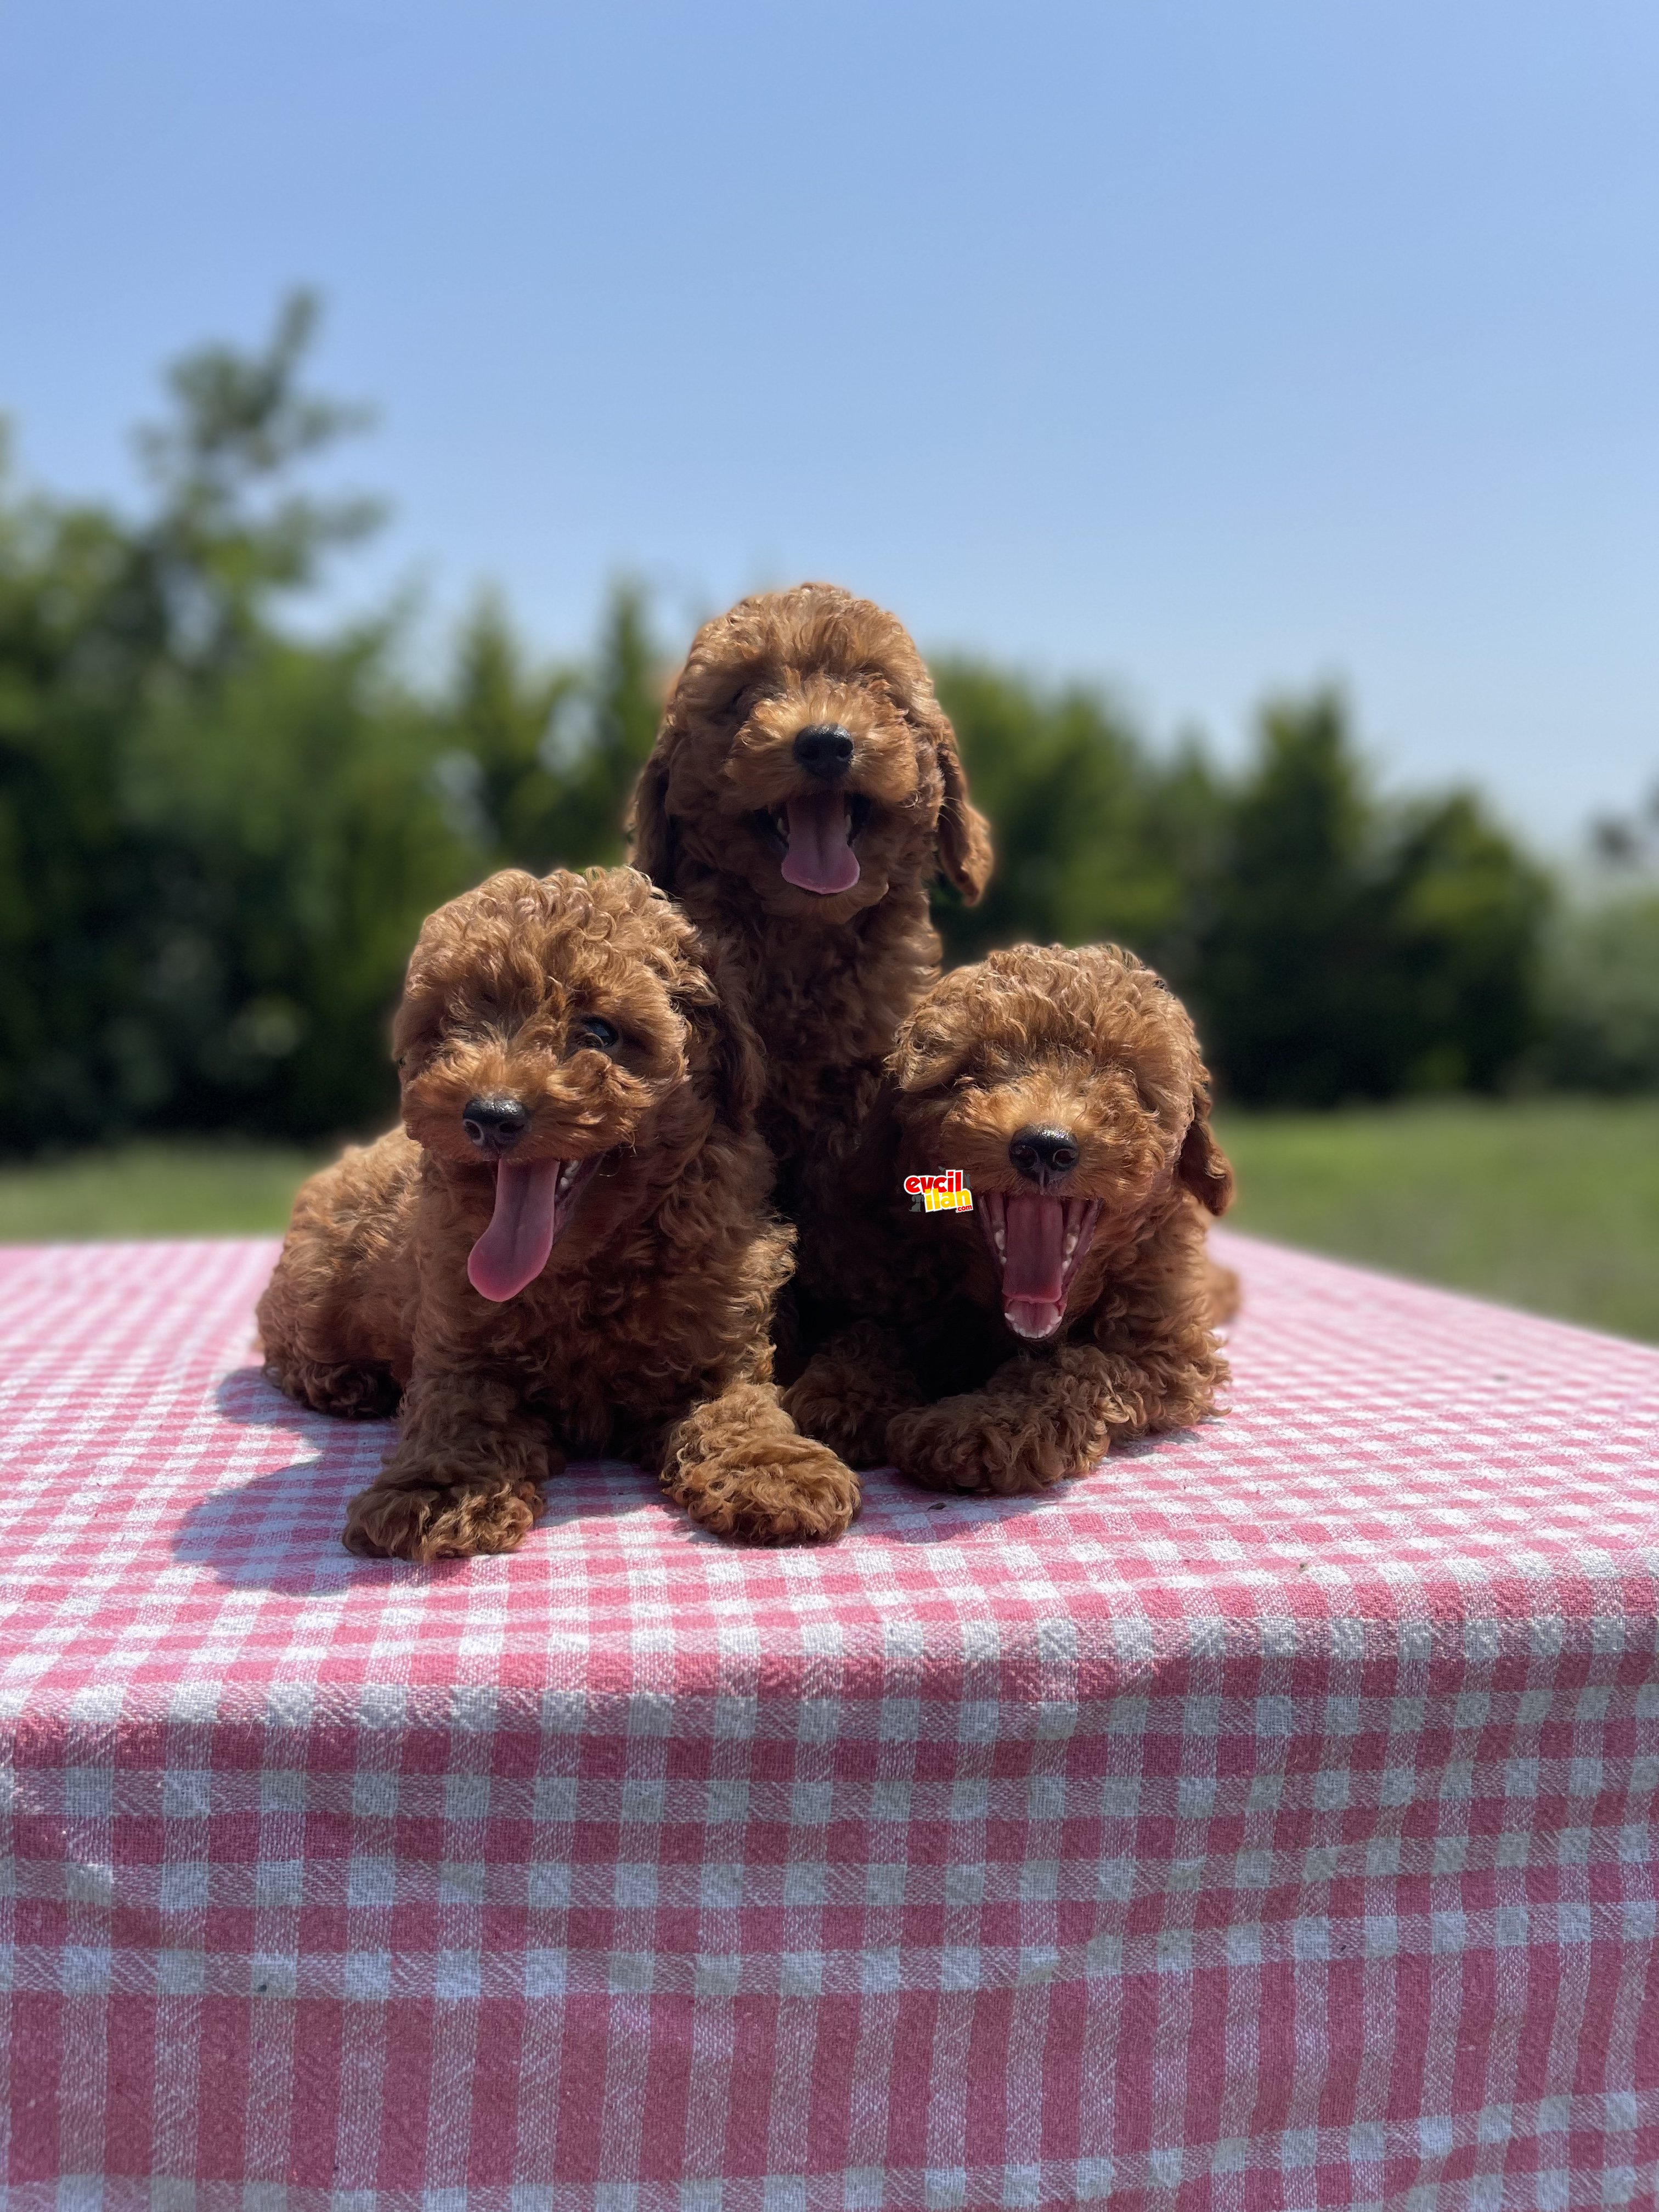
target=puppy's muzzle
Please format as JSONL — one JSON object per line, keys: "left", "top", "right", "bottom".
{"left": 1008, "top": 1126, "right": 1079, "bottom": 1188}
{"left": 462, "top": 1095, "right": 529, "bottom": 1156}
{"left": 793, "top": 724, "right": 855, "bottom": 780}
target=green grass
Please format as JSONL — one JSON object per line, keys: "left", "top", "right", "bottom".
{"left": 1218, "top": 1098, "right": 1659, "bottom": 1344}
{"left": 0, "top": 1138, "right": 325, "bottom": 1242}
{"left": 2, "top": 1101, "right": 1658, "bottom": 1344}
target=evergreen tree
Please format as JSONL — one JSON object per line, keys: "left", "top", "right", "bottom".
{"left": 1190, "top": 695, "right": 1545, "bottom": 1104}
{"left": 433, "top": 577, "right": 663, "bottom": 876}
{"left": 933, "top": 662, "right": 1222, "bottom": 973}
{"left": 1192, "top": 694, "right": 1384, "bottom": 1103}
{"left": 0, "top": 294, "right": 469, "bottom": 1148}
{"left": 937, "top": 674, "right": 1545, "bottom": 1106}
{"left": 0, "top": 295, "right": 1571, "bottom": 1148}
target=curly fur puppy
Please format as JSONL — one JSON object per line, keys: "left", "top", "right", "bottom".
{"left": 782, "top": 944, "right": 1235, "bottom": 1497}
{"left": 257, "top": 867, "right": 859, "bottom": 1559}
{"left": 628, "top": 583, "right": 994, "bottom": 1210}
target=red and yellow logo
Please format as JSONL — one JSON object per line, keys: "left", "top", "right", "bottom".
{"left": 904, "top": 1169, "right": 973, "bottom": 1214}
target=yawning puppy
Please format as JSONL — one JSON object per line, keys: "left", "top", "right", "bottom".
{"left": 257, "top": 867, "right": 859, "bottom": 1558}
{"left": 782, "top": 943, "right": 1234, "bottom": 1496}
{"left": 628, "top": 584, "right": 994, "bottom": 1215}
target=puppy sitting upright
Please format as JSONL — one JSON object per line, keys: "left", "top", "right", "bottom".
{"left": 257, "top": 867, "right": 859, "bottom": 1559}
{"left": 783, "top": 944, "right": 1234, "bottom": 1497}
{"left": 628, "top": 584, "right": 994, "bottom": 1218}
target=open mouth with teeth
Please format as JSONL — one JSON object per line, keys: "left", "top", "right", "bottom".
{"left": 466, "top": 1155, "right": 603, "bottom": 1302}
{"left": 756, "top": 792, "right": 874, "bottom": 895}
{"left": 978, "top": 1191, "right": 1103, "bottom": 1340}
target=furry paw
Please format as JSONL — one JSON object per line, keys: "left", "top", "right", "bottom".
{"left": 267, "top": 1356, "right": 400, "bottom": 1419}
{"left": 887, "top": 1395, "right": 1093, "bottom": 1498}
{"left": 342, "top": 1475, "right": 543, "bottom": 1560}
{"left": 675, "top": 1441, "right": 861, "bottom": 1543}
{"left": 666, "top": 1387, "right": 861, "bottom": 1543}
{"left": 780, "top": 1329, "right": 922, "bottom": 1468}
{"left": 779, "top": 1374, "right": 894, "bottom": 1468}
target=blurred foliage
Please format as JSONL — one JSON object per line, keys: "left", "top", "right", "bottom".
{"left": 435, "top": 580, "right": 659, "bottom": 871}
{"left": 1534, "top": 894, "right": 1659, "bottom": 1092}
{"left": 0, "top": 294, "right": 464, "bottom": 1150}
{"left": 1188, "top": 703, "right": 1549, "bottom": 1104}
{"left": 0, "top": 294, "right": 662, "bottom": 1153}
{"left": 0, "top": 294, "right": 1647, "bottom": 1153}
{"left": 1545, "top": 783, "right": 1659, "bottom": 1091}
{"left": 936, "top": 670, "right": 1550, "bottom": 1106}
{"left": 930, "top": 663, "right": 1220, "bottom": 975}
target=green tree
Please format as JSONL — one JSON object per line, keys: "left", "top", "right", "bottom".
{"left": 0, "top": 294, "right": 471, "bottom": 1150}
{"left": 133, "top": 289, "right": 383, "bottom": 671}
{"left": 1191, "top": 693, "right": 1384, "bottom": 1103}
{"left": 0, "top": 457, "right": 161, "bottom": 1140}
{"left": 1537, "top": 893, "right": 1659, "bottom": 1091}
{"left": 1376, "top": 790, "right": 1548, "bottom": 1093}
{"left": 436, "top": 577, "right": 664, "bottom": 874}
{"left": 933, "top": 661, "right": 1222, "bottom": 971}
{"left": 433, "top": 593, "right": 577, "bottom": 866}
{"left": 932, "top": 673, "right": 1546, "bottom": 1106}
{"left": 0, "top": 294, "right": 1566, "bottom": 1150}
{"left": 124, "top": 630, "right": 471, "bottom": 1136}
{"left": 560, "top": 578, "right": 664, "bottom": 865}
{"left": 1191, "top": 695, "right": 1545, "bottom": 1104}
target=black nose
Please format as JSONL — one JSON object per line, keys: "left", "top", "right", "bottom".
{"left": 462, "top": 1096, "right": 529, "bottom": 1152}
{"left": 792, "top": 723, "right": 855, "bottom": 780}
{"left": 1008, "top": 1126, "right": 1080, "bottom": 1183}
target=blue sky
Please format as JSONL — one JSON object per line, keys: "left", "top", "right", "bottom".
{"left": 2, "top": 1, "right": 1655, "bottom": 844}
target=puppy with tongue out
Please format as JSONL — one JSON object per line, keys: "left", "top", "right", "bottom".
{"left": 256, "top": 867, "right": 860, "bottom": 1561}
{"left": 628, "top": 585, "right": 994, "bottom": 1216}
{"left": 781, "top": 943, "right": 1237, "bottom": 1500}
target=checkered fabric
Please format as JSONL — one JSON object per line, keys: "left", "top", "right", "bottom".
{"left": 1, "top": 1232, "right": 1656, "bottom": 2212}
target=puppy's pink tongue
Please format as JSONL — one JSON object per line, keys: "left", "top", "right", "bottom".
{"left": 467, "top": 1159, "right": 562, "bottom": 1302}
{"left": 1002, "top": 1194, "right": 1065, "bottom": 1341}
{"left": 780, "top": 790, "right": 860, "bottom": 895}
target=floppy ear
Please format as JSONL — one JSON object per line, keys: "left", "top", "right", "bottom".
{"left": 887, "top": 985, "right": 970, "bottom": 1096}
{"left": 929, "top": 713, "right": 994, "bottom": 903}
{"left": 1177, "top": 1086, "right": 1234, "bottom": 1216}
{"left": 886, "top": 1008, "right": 927, "bottom": 1093}
{"left": 627, "top": 737, "right": 677, "bottom": 889}
{"left": 682, "top": 978, "right": 769, "bottom": 1136}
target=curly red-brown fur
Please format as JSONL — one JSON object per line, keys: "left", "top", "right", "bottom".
{"left": 782, "top": 943, "right": 1235, "bottom": 1496}
{"left": 627, "top": 584, "right": 994, "bottom": 1229}
{"left": 256, "top": 866, "right": 859, "bottom": 1558}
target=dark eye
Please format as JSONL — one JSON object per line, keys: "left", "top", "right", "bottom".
{"left": 577, "top": 1015, "right": 620, "bottom": 1051}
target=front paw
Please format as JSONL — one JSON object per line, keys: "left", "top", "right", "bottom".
{"left": 343, "top": 1475, "right": 543, "bottom": 1560}
{"left": 887, "top": 1396, "right": 1086, "bottom": 1498}
{"left": 684, "top": 1446, "right": 861, "bottom": 1544}
{"left": 779, "top": 1374, "right": 894, "bottom": 1468}
{"left": 669, "top": 1428, "right": 860, "bottom": 1544}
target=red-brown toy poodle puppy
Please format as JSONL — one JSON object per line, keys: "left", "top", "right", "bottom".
{"left": 257, "top": 866, "right": 859, "bottom": 1560}
{"left": 628, "top": 584, "right": 994, "bottom": 1216}
{"left": 781, "top": 943, "right": 1235, "bottom": 1497}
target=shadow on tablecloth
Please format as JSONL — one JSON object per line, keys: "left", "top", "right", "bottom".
{"left": 175, "top": 1363, "right": 1074, "bottom": 1592}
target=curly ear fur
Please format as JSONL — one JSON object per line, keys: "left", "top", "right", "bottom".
{"left": 627, "top": 740, "right": 677, "bottom": 890}
{"left": 679, "top": 970, "right": 769, "bottom": 1136}
{"left": 929, "top": 712, "right": 993, "bottom": 903}
{"left": 710, "top": 988, "right": 769, "bottom": 1135}
{"left": 1178, "top": 1088, "right": 1234, "bottom": 1216}
{"left": 886, "top": 990, "right": 968, "bottom": 1097}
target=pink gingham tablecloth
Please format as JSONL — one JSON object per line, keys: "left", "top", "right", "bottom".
{"left": 1, "top": 1231, "right": 1656, "bottom": 2212}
